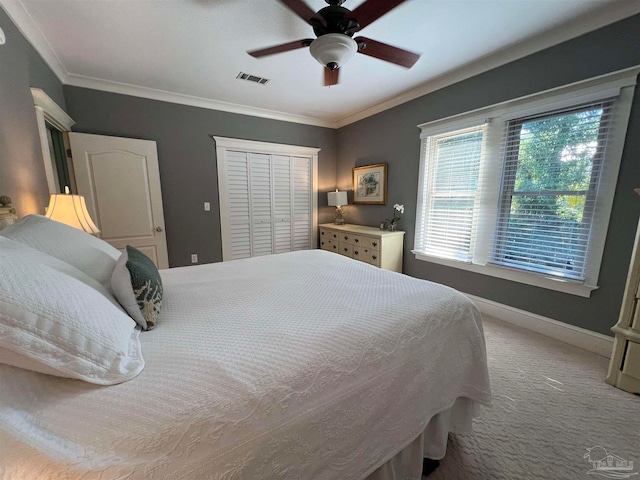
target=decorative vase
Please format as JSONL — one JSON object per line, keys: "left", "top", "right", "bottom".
{"left": 388, "top": 223, "right": 397, "bottom": 231}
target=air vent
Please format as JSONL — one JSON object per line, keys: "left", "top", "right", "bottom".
{"left": 236, "top": 72, "right": 270, "bottom": 85}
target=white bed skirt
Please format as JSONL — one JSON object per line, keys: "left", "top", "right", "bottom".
{"left": 366, "top": 397, "right": 479, "bottom": 480}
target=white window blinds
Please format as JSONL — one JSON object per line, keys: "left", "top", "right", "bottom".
{"left": 414, "top": 124, "right": 487, "bottom": 262}
{"left": 491, "top": 99, "right": 614, "bottom": 280}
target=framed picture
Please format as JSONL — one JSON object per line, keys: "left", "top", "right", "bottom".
{"left": 352, "top": 163, "right": 387, "bottom": 205}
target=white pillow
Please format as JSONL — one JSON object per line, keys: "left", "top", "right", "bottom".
{"left": 0, "top": 237, "right": 145, "bottom": 385}
{"left": 0, "top": 214, "right": 120, "bottom": 288}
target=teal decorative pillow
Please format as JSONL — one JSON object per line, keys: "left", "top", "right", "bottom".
{"left": 111, "top": 246, "right": 163, "bottom": 330}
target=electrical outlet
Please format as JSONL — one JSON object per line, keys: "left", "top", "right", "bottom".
{"left": 204, "top": 202, "right": 211, "bottom": 211}
{"left": 191, "top": 254, "right": 198, "bottom": 263}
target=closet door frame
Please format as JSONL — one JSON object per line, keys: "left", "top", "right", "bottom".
{"left": 214, "top": 136, "right": 319, "bottom": 261}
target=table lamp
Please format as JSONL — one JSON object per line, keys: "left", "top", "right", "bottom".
{"left": 327, "top": 190, "right": 348, "bottom": 225}
{"left": 46, "top": 186, "right": 100, "bottom": 235}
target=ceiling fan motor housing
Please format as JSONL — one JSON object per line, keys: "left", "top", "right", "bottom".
{"left": 312, "top": 4, "right": 359, "bottom": 37}
{"left": 309, "top": 33, "right": 357, "bottom": 70}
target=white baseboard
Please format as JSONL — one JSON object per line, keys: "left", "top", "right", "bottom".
{"left": 465, "top": 293, "right": 613, "bottom": 358}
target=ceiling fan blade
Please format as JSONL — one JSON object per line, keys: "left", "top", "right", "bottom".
{"left": 350, "top": 0, "right": 406, "bottom": 30}
{"left": 248, "top": 39, "right": 314, "bottom": 58}
{"left": 324, "top": 67, "right": 339, "bottom": 87}
{"left": 354, "top": 37, "right": 420, "bottom": 68}
{"left": 279, "top": 0, "right": 325, "bottom": 26}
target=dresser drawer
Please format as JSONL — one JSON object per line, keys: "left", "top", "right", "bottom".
{"left": 320, "top": 237, "right": 331, "bottom": 250}
{"left": 338, "top": 242, "right": 353, "bottom": 258}
{"left": 338, "top": 232, "right": 354, "bottom": 244}
{"left": 320, "top": 228, "right": 340, "bottom": 241}
{"left": 322, "top": 238, "right": 339, "bottom": 253}
{"left": 352, "top": 235, "right": 380, "bottom": 250}
{"left": 351, "top": 246, "right": 375, "bottom": 264}
{"left": 367, "top": 250, "right": 380, "bottom": 267}
{"left": 622, "top": 341, "right": 640, "bottom": 381}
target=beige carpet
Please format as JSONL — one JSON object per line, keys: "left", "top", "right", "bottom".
{"left": 428, "top": 316, "right": 640, "bottom": 479}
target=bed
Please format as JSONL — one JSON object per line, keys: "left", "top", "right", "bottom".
{"left": 0, "top": 216, "right": 492, "bottom": 479}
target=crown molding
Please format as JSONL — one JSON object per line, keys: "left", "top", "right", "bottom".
{"left": 335, "top": 0, "right": 640, "bottom": 128}
{"left": 0, "top": 0, "right": 69, "bottom": 82}
{"left": 4, "top": 0, "right": 639, "bottom": 130}
{"left": 65, "top": 73, "right": 337, "bottom": 128}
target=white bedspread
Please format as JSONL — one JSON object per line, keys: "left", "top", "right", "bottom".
{"left": 0, "top": 250, "right": 491, "bottom": 479}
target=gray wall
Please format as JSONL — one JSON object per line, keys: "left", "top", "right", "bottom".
{"left": 64, "top": 87, "right": 338, "bottom": 267}
{"left": 337, "top": 14, "right": 640, "bottom": 336}
{"left": 0, "top": 8, "right": 66, "bottom": 217}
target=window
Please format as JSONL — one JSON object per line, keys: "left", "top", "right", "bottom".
{"left": 492, "top": 99, "right": 612, "bottom": 280}
{"left": 416, "top": 125, "right": 486, "bottom": 262}
{"left": 414, "top": 70, "right": 637, "bottom": 297}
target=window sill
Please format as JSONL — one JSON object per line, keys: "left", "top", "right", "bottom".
{"left": 413, "top": 252, "right": 598, "bottom": 298}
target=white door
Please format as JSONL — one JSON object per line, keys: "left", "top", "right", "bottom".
{"left": 69, "top": 133, "right": 169, "bottom": 269}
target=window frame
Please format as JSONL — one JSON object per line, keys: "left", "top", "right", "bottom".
{"left": 31, "top": 88, "right": 76, "bottom": 195}
{"left": 413, "top": 67, "right": 639, "bottom": 298}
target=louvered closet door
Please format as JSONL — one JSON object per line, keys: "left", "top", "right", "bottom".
{"left": 273, "top": 155, "right": 292, "bottom": 253}
{"left": 221, "top": 151, "right": 314, "bottom": 261}
{"left": 250, "top": 153, "right": 273, "bottom": 257}
{"left": 292, "top": 156, "right": 311, "bottom": 250}
{"left": 226, "top": 151, "right": 252, "bottom": 259}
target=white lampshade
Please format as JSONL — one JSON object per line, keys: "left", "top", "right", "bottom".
{"left": 46, "top": 192, "right": 100, "bottom": 234}
{"left": 328, "top": 190, "right": 348, "bottom": 207}
{"left": 309, "top": 34, "right": 357, "bottom": 70}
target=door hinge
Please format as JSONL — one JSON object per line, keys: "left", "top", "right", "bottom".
{"left": 66, "top": 148, "right": 73, "bottom": 158}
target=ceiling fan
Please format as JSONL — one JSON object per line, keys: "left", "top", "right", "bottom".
{"left": 247, "top": 0, "right": 420, "bottom": 86}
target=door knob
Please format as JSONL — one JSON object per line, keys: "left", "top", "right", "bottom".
{"left": 156, "top": 226, "right": 164, "bottom": 232}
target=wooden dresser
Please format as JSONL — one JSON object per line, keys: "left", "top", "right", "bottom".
{"left": 319, "top": 223, "right": 405, "bottom": 273}
{"left": 606, "top": 189, "right": 640, "bottom": 393}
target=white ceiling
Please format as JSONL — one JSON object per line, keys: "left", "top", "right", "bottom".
{"left": 3, "top": 0, "right": 639, "bottom": 127}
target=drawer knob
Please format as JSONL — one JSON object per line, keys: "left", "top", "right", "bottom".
{"left": 321, "top": 231, "right": 324, "bottom": 235}
{"left": 372, "top": 242, "right": 378, "bottom": 247}
{"left": 333, "top": 234, "right": 337, "bottom": 238}
{"left": 321, "top": 241, "right": 324, "bottom": 246}
{"left": 355, "top": 239, "right": 359, "bottom": 243}
{"left": 344, "top": 236, "right": 348, "bottom": 240}
{"left": 354, "top": 250, "right": 359, "bottom": 255}
{"left": 333, "top": 245, "right": 337, "bottom": 249}
{"left": 344, "top": 248, "right": 348, "bottom": 252}
{"left": 372, "top": 255, "right": 377, "bottom": 260}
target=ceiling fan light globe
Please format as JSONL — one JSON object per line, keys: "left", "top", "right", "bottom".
{"left": 309, "top": 33, "right": 357, "bottom": 69}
